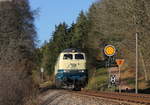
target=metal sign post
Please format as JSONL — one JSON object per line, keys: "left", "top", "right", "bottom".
{"left": 116, "top": 59, "right": 125, "bottom": 93}
{"left": 118, "top": 65, "right": 121, "bottom": 93}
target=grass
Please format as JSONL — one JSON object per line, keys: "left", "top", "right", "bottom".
{"left": 86, "top": 68, "right": 109, "bottom": 91}
{"left": 39, "top": 81, "right": 53, "bottom": 88}
{"left": 86, "top": 66, "right": 150, "bottom": 91}
{"left": 124, "top": 78, "right": 135, "bottom": 85}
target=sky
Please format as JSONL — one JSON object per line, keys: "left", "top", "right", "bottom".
{"left": 29, "top": 0, "right": 96, "bottom": 46}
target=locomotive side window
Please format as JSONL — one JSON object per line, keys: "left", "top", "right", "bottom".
{"left": 75, "top": 54, "right": 84, "bottom": 59}
{"left": 63, "top": 54, "right": 73, "bottom": 60}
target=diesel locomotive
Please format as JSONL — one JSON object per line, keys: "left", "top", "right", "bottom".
{"left": 54, "top": 48, "right": 88, "bottom": 90}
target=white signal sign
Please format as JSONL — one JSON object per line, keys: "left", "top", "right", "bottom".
{"left": 41, "top": 68, "right": 44, "bottom": 73}
{"left": 110, "top": 75, "right": 116, "bottom": 84}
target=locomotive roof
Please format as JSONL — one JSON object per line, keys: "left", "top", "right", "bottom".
{"left": 62, "top": 48, "right": 82, "bottom": 53}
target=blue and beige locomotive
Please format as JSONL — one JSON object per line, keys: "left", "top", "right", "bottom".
{"left": 54, "top": 48, "right": 88, "bottom": 90}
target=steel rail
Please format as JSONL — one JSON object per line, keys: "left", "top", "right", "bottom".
{"left": 70, "top": 90, "right": 150, "bottom": 104}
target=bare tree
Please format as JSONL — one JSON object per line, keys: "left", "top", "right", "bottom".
{"left": 0, "top": 0, "right": 37, "bottom": 105}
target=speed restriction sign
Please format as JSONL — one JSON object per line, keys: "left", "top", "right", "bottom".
{"left": 116, "top": 59, "right": 125, "bottom": 66}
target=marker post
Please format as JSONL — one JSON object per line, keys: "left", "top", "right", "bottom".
{"left": 41, "top": 68, "right": 44, "bottom": 82}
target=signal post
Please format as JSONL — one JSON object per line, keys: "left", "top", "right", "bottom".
{"left": 104, "top": 45, "right": 116, "bottom": 89}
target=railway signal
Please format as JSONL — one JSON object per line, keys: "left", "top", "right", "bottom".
{"left": 104, "top": 45, "right": 116, "bottom": 88}
{"left": 104, "top": 45, "right": 116, "bottom": 67}
{"left": 104, "top": 45, "right": 116, "bottom": 57}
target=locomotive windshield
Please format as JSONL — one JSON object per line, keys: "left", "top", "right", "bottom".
{"left": 63, "top": 54, "right": 73, "bottom": 60}
{"left": 75, "top": 54, "right": 84, "bottom": 59}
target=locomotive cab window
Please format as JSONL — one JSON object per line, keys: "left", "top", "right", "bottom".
{"left": 63, "top": 54, "right": 73, "bottom": 60}
{"left": 75, "top": 54, "right": 84, "bottom": 59}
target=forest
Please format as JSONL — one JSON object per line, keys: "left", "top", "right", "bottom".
{"left": 1, "top": 0, "right": 150, "bottom": 105}
{"left": 37, "top": 0, "right": 150, "bottom": 86}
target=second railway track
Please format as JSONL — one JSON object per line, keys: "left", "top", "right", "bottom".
{"left": 69, "top": 90, "right": 150, "bottom": 105}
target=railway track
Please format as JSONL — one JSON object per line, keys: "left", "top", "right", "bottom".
{"left": 39, "top": 90, "right": 66, "bottom": 105}
{"left": 38, "top": 88, "right": 150, "bottom": 105}
{"left": 70, "top": 90, "right": 150, "bottom": 105}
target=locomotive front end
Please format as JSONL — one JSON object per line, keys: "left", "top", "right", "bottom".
{"left": 54, "top": 49, "right": 88, "bottom": 90}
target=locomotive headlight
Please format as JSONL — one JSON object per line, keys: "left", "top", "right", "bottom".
{"left": 79, "top": 70, "right": 84, "bottom": 72}
{"left": 64, "top": 70, "right": 70, "bottom": 73}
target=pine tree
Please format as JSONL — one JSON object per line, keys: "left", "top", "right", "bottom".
{"left": 72, "top": 11, "right": 89, "bottom": 51}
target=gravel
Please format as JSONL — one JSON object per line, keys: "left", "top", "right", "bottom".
{"left": 38, "top": 90, "right": 145, "bottom": 105}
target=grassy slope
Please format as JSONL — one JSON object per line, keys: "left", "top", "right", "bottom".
{"left": 86, "top": 67, "right": 149, "bottom": 91}
{"left": 86, "top": 68, "right": 109, "bottom": 91}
